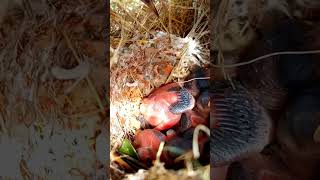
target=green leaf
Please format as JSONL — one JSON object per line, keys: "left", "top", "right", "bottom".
{"left": 119, "top": 139, "right": 138, "bottom": 159}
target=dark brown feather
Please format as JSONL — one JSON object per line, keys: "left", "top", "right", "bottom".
{"left": 141, "top": 0, "right": 159, "bottom": 18}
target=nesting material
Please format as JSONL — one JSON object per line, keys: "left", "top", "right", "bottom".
{"left": 110, "top": 0, "right": 209, "bottom": 178}
{"left": 110, "top": 31, "right": 207, "bottom": 148}
{"left": 125, "top": 163, "right": 210, "bottom": 180}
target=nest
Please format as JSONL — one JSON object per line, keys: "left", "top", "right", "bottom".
{"left": 0, "top": 0, "right": 107, "bottom": 179}
{"left": 110, "top": 0, "right": 209, "bottom": 179}
{"left": 110, "top": 30, "right": 208, "bottom": 147}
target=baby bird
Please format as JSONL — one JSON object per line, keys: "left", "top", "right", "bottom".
{"left": 174, "top": 109, "right": 208, "bottom": 134}
{"left": 161, "top": 128, "right": 209, "bottom": 168}
{"left": 133, "top": 128, "right": 209, "bottom": 168}
{"left": 195, "top": 90, "right": 211, "bottom": 119}
{"left": 139, "top": 82, "right": 196, "bottom": 131}
{"left": 137, "top": 67, "right": 210, "bottom": 167}
{"left": 133, "top": 129, "right": 166, "bottom": 165}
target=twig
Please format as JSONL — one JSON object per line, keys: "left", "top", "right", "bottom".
{"left": 0, "top": 113, "right": 8, "bottom": 135}
{"left": 62, "top": 31, "right": 105, "bottom": 114}
{"left": 155, "top": 141, "right": 165, "bottom": 165}
{"left": 20, "top": 160, "right": 32, "bottom": 180}
{"left": 165, "top": 43, "right": 189, "bottom": 83}
{"left": 111, "top": 19, "right": 127, "bottom": 68}
{"left": 114, "top": 1, "right": 156, "bottom": 36}
{"left": 211, "top": 49, "right": 320, "bottom": 68}
{"left": 168, "top": 0, "right": 172, "bottom": 42}
{"left": 192, "top": 125, "right": 210, "bottom": 159}
{"left": 177, "top": 77, "right": 210, "bottom": 85}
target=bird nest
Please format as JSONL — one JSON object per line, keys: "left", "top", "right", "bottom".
{"left": 110, "top": 0, "right": 209, "bottom": 179}
{"left": 110, "top": 30, "right": 208, "bottom": 148}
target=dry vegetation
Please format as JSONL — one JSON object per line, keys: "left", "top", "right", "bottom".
{"left": 0, "top": 0, "right": 107, "bottom": 179}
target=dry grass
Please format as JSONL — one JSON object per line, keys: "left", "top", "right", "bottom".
{"left": 125, "top": 141, "right": 210, "bottom": 180}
